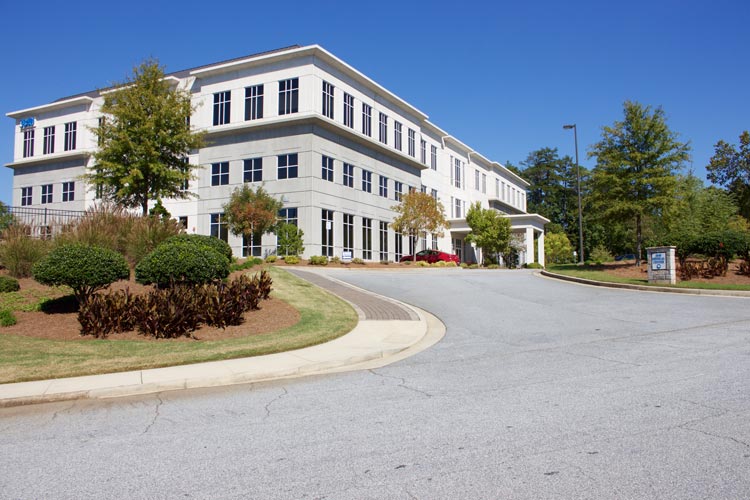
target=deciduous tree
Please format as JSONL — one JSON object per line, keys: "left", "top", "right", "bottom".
{"left": 223, "top": 185, "right": 284, "bottom": 248}
{"left": 465, "top": 202, "right": 512, "bottom": 265}
{"left": 588, "top": 101, "right": 690, "bottom": 264}
{"left": 391, "top": 191, "right": 448, "bottom": 261}
{"left": 86, "top": 59, "right": 204, "bottom": 215}
{"left": 706, "top": 131, "right": 750, "bottom": 219}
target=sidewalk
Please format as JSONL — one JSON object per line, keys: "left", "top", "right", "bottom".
{"left": 0, "top": 270, "right": 445, "bottom": 408}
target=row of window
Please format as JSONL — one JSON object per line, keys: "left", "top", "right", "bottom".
{"left": 20, "top": 182, "right": 75, "bottom": 205}
{"left": 22, "top": 122, "right": 77, "bottom": 158}
{"left": 212, "top": 78, "right": 298, "bottom": 126}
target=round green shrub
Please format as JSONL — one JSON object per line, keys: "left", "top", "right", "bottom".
{"left": 0, "top": 276, "right": 20, "bottom": 293}
{"left": 32, "top": 244, "right": 130, "bottom": 302}
{"left": 351, "top": 257, "right": 365, "bottom": 265}
{"left": 163, "top": 234, "right": 233, "bottom": 262}
{"left": 0, "top": 309, "right": 16, "bottom": 327}
{"left": 308, "top": 255, "right": 328, "bottom": 266}
{"left": 524, "top": 262, "right": 543, "bottom": 269}
{"left": 284, "top": 255, "right": 300, "bottom": 265}
{"left": 135, "top": 240, "right": 230, "bottom": 286}
{"left": 265, "top": 255, "right": 277, "bottom": 263}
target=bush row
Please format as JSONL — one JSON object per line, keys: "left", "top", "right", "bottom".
{"left": 78, "top": 271, "right": 273, "bottom": 338}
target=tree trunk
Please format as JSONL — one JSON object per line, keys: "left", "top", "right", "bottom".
{"left": 141, "top": 198, "right": 149, "bottom": 217}
{"left": 636, "top": 213, "right": 642, "bottom": 266}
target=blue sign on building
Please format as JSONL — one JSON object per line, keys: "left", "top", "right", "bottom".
{"left": 20, "top": 118, "right": 35, "bottom": 129}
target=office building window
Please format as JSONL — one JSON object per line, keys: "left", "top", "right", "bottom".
{"left": 379, "top": 113, "right": 388, "bottom": 144}
{"left": 482, "top": 173, "right": 487, "bottom": 194}
{"left": 213, "top": 91, "right": 231, "bottom": 126}
{"left": 322, "top": 155, "right": 334, "bottom": 182}
{"left": 211, "top": 162, "right": 229, "bottom": 186}
{"left": 420, "top": 185, "right": 427, "bottom": 194}
{"left": 279, "top": 207, "right": 298, "bottom": 226}
{"left": 343, "top": 163, "right": 354, "bottom": 188}
{"left": 432, "top": 233, "right": 438, "bottom": 250}
{"left": 454, "top": 158, "right": 462, "bottom": 188}
{"left": 496, "top": 179, "right": 500, "bottom": 198}
{"left": 475, "top": 169, "right": 480, "bottom": 190}
{"left": 453, "top": 239, "right": 464, "bottom": 262}
{"left": 394, "top": 121, "right": 402, "bottom": 151}
{"left": 431, "top": 145, "right": 437, "bottom": 170}
{"left": 244, "top": 158, "right": 262, "bottom": 183}
{"left": 395, "top": 231, "right": 403, "bottom": 261}
{"left": 379, "top": 221, "right": 389, "bottom": 261}
{"left": 64, "top": 122, "right": 77, "bottom": 151}
{"left": 379, "top": 176, "right": 388, "bottom": 198}
{"left": 43, "top": 126, "right": 55, "bottom": 154}
{"left": 279, "top": 78, "right": 299, "bottom": 115}
{"left": 454, "top": 198, "right": 462, "bottom": 218}
{"left": 431, "top": 188, "right": 438, "bottom": 200}
{"left": 41, "top": 184, "right": 53, "bottom": 204}
{"left": 321, "top": 209, "right": 334, "bottom": 257}
{"left": 62, "top": 181, "right": 75, "bottom": 202}
{"left": 343, "top": 213, "right": 354, "bottom": 253}
{"left": 278, "top": 153, "right": 298, "bottom": 179}
{"left": 408, "top": 129, "right": 416, "bottom": 157}
{"left": 23, "top": 128, "right": 34, "bottom": 158}
{"left": 361, "top": 103, "right": 372, "bottom": 136}
{"left": 420, "top": 139, "right": 426, "bottom": 164}
{"left": 21, "top": 187, "right": 32, "bottom": 206}
{"left": 362, "top": 218, "right": 372, "bottom": 260}
{"left": 361, "top": 169, "right": 372, "bottom": 193}
{"left": 210, "top": 213, "right": 228, "bottom": 242}
{"left": 178, "top": 216, "right": 188, "bottom": 229}
{"left": 394, "top": 181, "right": 403, "bottom": 201}
{"left": 244, "top": 84, "right": 264, "bottom": 120}
{"left": 343, "top": 93, "right": 354, "bottom": 128}
{"left": 322, "top": 81, "right": 334, "bottom": 119}
{"left": 409, "top": 236, "right": 415, "bottom": 256}
{"left": 243, "top": 233, "right": 262, "bottom": 257}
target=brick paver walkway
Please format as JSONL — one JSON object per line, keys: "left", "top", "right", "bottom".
{"left": 288, "top": 269, "right": 419, "bottom": 321}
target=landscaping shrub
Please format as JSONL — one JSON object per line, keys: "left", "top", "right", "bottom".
{"left": 460, "top": 263, "right": 468, "bottom": 269}
{"left": 230, "top": 257, "right": 264, "bottom": 272}
{"left": 0, "top": 309, "right": 16, "bottom": 327}
{"left": 589, "top": 245, "right": 614, "bottom": 265}
{"left": 283, "top": 255, "right": 300, "bottom": 265}
{"left": 380, "top": 260, "right": 390, "bottom": 265}
{"left": 351, "top": 257, "right": 365, "bottom": 265}
{"left": 431, "top": 261, "right": 446, "bottom": 267}
{"left": 0, "top": 276, "right": 20, "bottom": 293}
{"left": 78, "top": 290, "right": 139, "bottom": 338}
{"left": 0, "top": 224, "right": 50, "bottom": 278}
{"left": 445, "top": 261, "right": 457, "bottom": 267}
{"left": 32, "top": 244, "right": 130, "bottom": 303}
{"left": 468, "top": 264, "right": 479, "bottom": 269}
{"left": 276, "top": 222, "right": 305, "bottom": 257}
{"left": 265, "top": 255, "right": 277, "bottom": 263}
{"left": 308, "top": 255, "right": 328, "bottom": 266}
{"left": 525, "top": 262, "right": 543, "bottom": 269}
{"left": 330, "top": 256, "right": 341, "bottom": 264}
{"left": 487, "top": 264, "right": 499, "bottom": 269}
{"left": 135, "top": 285, "right": 205, "bottom": 338}
{"left": 163, "top": 233, "right": 233, "bottom": 262}
{"left": 416, "top": 261, "right": 429, "bottom": 267}
{"left": 255, "top": 270, "right": 273, "bottom": 300}
{"left": 402, "top": 260, "right": 412, "bottom": 265}
{"left": 135, "top": 240, "right": 230, "bottom": 287}
{"left": 125, "top": 215, "right": 182, "bottom": 264}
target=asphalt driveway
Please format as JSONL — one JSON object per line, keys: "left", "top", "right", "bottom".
{"left": 2, "top": 269, "right": 749, "bottom": 499}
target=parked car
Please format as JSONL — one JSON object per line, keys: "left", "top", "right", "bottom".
{"left": 399, "top": 249, "right": 460, "bottom": 264}
{"left": 614, "top": 253, "right": 637, "bottom": 261}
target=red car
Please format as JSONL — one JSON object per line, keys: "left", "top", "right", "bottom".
{"left": 399, "top": 249, "right": 460, "bottom": 264}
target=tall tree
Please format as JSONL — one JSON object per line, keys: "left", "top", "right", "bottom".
{"left": 391, "top": 191, "right": 448, "bottom": 261}
{"left": 588, "top": 101, "right": 690, "bottom": 264}
{"left": 223, "top": 185, "right": 283, "bottom": 250}
{"left": 86, "top": 59, "right": 204, "bottom": 215}
{"left": 465, "top": 202, "right": 512, "bottom": 265}
{"left": 520, "top": 147, "right": 578, "bottom": 234}
{"left": 706, "top": 131, "right": 750, "bottom": 219}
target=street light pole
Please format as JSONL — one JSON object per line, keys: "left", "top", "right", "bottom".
{"left": 563, "top": 124, "right": 584, "bottom": 265}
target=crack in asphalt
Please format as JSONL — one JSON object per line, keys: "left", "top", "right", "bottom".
{"left": 264, "top": 387, "right": 288, "bottom": 420}
{"left": 142, "top": 394, "right": 163, "bottom": 435}
{"left": 561, "top": 350, "right": 642, "bottom": 367}
{"left": 368, "top": 369, "right": 433, "bottom": 398}
{"left": 682, "top": 426, "right": 750, "bottom": 449}
{"left": 49, "top": 402, "right": 76, "bottom": 423}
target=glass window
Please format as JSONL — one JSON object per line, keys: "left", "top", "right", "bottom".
{"left": 64, "top": 122, "right": 77, "bottom": 151}
{"left": 362, "top": 218, "right": 372, "bottom": 260}
{"left": 213, "top": 91, "right": 231, "bottom": 126}
{"left": 379, "top": 113, "right": 388, "bottom": 144}
{"left": 431, "top": 145, "right": 437, "bottom": 170}
{"left": 62, "top": 181, "right": 75, "bottom": 202}
{"left": 211, "top": 162, "right": 229, "bottom": 186}
{"left": 394, "top": 121, "right": 402, "bottom": 151}
{"left": 454, "top": 158, "right": 462, "bottom": 188}
{"left": 243, "top": 158, "right": 262, "bottom": 183}
{"left": 43, "top": 126, "right": 55, "bottom": 154}
{"left": 322, "top": 155, "right": 334, "bottom": 182}
{"left": 243, "top": 233, "right": 262, "bottom": 257}
{"left": 420, "top": 139, "right": 426, "bottom": 164}
{"left": 395, "top": 231, "right": 403, "bottom": 261}
{"left": 475, "top": 169, "right": 480, "bottom": 190}
{"left": 408, "top": 129, "right": 416, "bottom": 157}
{"left": 21, "top": 187, "right": 32, "bottom": 206}
{"left": 379, "top": 176, "right": 388, "bottom": 198}
{"left": 279, "top": 78, "right": 299, "bottom": 115}
{"left": 379, "top": 221, "right": 389, "bottom": 261}
{"left": 482, "top": 173, "right": 487, "bottom": 194}
{"left": 23, "top": 128, "right": 34, "bottom": 158}
{"left": 41, "top": 184, "right": 53, "bottom": 204}
{"left": 244, "top": 84, "right": 264, "bottom": 120}
{"left": 322, "top": 81, "right": 334, "bottom": 119}
{"left": 278, "top": 153, "right": 298, "bottom": 179}
{"left": 361, "top": 103, "right": 372, "bottom": 136}
{"left": 210, "top": 213, "right": 228, "bottom": 242}
{"left": 361, "top": 169, "right": 372, "bottom": 193}
{"left": 279, "top": 207, "right": 298, "bottom": 226}
{"left": 343, "top": 93, "right": 354, "bottom": 128}
{"left": 343, "top": 163, "right": 354, "bottom": 188}
{"left": 394, "top": 181, "right": 403, "bottom": 202}
{"left": 321, "top": 209, "right": 334, "bottom": 257}
{"left": 343, "top": 213, "right": 354, "bottom": 253}
{"left": 431, "top": 188, "right": 438, "bottom": 201}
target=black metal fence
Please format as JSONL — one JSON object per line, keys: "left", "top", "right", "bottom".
{"left": 6, "top": 206, "right": 86, "bottom": 238}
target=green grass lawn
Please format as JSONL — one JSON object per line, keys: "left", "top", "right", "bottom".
{"left": 547, "top": 264, "right": 750, "bottom": 291}
{"left": 0, "top": 267, "right": 357, "bottom": 384}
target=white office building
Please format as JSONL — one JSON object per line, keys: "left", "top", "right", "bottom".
{"left": 6, "top": 45, "right": 548, "bottom": 265}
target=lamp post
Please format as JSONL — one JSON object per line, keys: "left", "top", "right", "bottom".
{"left": 563, "top": 124, "right": 584, "bottom": 265}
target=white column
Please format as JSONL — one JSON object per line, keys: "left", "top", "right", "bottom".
{"left": 537, "top": 230, "right": 545, "bottom": 267}
{"left": 525, "top": 227, "right": 534, "bottom": 265}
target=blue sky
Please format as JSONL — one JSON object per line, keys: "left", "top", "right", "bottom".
{"left": 2, "top": 0, "right": 748, "bottom": 205}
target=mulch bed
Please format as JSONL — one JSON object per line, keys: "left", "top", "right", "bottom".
{"left": 587, "top": 260, "right": 750, "bottom": 286}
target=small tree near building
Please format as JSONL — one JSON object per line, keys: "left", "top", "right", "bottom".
{"left": 464, "top": 202, "right": 512, "bottom": 265}
{"left": 276, "top": 222, "right": 305, "bottom": 257}
{"left": 223, "top": 185, "right": 284, "bottom": 255}
{"left": 391, "top": 191, "right": 448, "bottom": 261}
{"left": 544, "top": 232, "right": 574, "bottom": 264}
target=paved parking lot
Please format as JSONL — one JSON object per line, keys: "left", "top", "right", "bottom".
{"left": 2, "top": 269, "right": 749, "bottom": 499}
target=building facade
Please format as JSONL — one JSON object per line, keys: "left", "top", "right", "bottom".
{"left": 6, "top": 45, "right": 548, "bottom": 265}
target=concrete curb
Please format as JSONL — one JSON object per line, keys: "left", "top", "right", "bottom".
{"left": 540, "top": 270, "right": 750, "bottom": 298}
{"left": 0, "top": 286, "right": 445, "bottom": 409}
